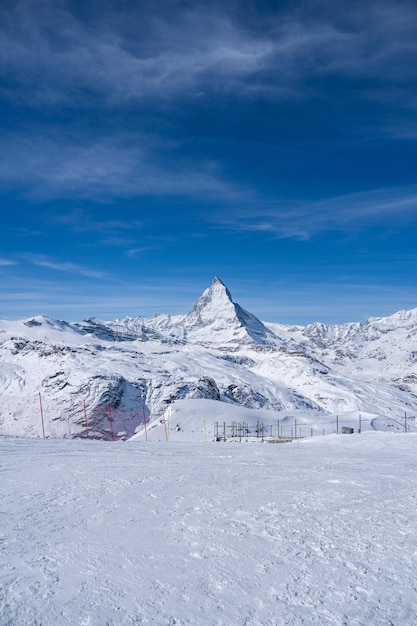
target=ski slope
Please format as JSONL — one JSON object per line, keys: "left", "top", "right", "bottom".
{"left": 1, "top": 433, "right": 417, "bottom": 625}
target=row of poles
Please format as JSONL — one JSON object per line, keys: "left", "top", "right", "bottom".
{"left": 214, "top": 419, "right": 334, "bottom": 441}
{"left": 38, "top": 393, "right": 155, "bottom": 441}
{"left": 213, "top": 413, "right": 416, "bottom": 442}
{"left": 214, "top": 420, "right": 323, "bottom": 442}
{"left": 36, "top": 394, "right": 417, "bottom": 441}
{"left": 214, "top": 419, "right": 325, "bottom": 442}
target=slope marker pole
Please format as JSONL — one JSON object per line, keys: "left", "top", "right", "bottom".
{"left": 108, "top": 405, "right": 115, "bottom": 441}
{"left": 38, "top": 392, "right": 46, "bottom": 438}
{"left": 163, "top": 415, "right": 168, "bottom": 442}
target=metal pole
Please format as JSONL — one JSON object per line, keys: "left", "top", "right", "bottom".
{"left": 38, "top": 392, "right": 46, "bottom": 438}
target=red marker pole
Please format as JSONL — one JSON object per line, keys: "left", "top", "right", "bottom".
{"left": 108, "top": 406, "right": 115, "bottom": 441}
{"left": 38, "top": 392, "right": 46, "bottom": 438}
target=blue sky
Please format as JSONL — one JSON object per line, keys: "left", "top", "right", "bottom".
{"left": 1, "top": 0, "right": 417, "bottom": 324}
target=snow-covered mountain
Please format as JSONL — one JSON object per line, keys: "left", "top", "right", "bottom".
{"left": 180, "top": 276, "right": 283, "bottom": 348}
{"left": 1, "top": 276, "right": 417, "bottom": 439}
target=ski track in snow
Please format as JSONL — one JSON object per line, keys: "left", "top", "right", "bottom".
{"left": 1, "top": 434, "right": 417, "bottom": 625}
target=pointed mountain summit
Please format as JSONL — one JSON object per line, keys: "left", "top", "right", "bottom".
{"left": 184, "top": 277, "right": 236, "bottom": 327}
{"left": 183, "top": 276, "right": 282, "bottom": 347}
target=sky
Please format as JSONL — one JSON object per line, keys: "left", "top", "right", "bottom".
{"left": 1, "top": 0, "right": 417, "bottom": 325}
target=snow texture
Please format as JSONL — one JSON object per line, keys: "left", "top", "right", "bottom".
{"left": 1, "top": 434, "right": 417, "bottom": 625}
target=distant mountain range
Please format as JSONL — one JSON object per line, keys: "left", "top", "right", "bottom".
{"left": 1, "top": 276, "right": 416, "bottom": 439}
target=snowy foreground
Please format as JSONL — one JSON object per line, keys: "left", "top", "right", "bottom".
{"left": 1, "top": 435, "right": 417, "bottom": 625}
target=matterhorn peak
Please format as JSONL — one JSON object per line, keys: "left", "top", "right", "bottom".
{"left": 184, "top": 277, "right": 235, "bottom": 328}
{"left": 211, "top": 276, "right": 226, "bottom": 287}
{"left": 208, "top": 276, "right": 233, "bottom": 301}
{"left": 183, "top": 277, "right": 282, "bottom": 347}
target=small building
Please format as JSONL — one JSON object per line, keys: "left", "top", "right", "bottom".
{"left": 342, "top": 426, "right": 354, "bottom": 434}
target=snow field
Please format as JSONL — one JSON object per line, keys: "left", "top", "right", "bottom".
{"left": 1, "top": 434, "right": 417, "bottom": 625}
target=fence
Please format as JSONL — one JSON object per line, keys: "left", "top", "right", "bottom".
{"left": 213, "top": 413, "right": 417, "bottom": 442}
{"left": 213, "top": 418, "right": 357, "bottom": 442}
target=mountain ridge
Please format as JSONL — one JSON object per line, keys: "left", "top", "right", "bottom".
{"left": 1, "top": 277, "right": 417, "bottom": 439}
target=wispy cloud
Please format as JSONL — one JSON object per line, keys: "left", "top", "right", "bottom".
{"left": 1, "top": 1, "right": 416, "bottom": 107}
{"left": 126, "top": 247, "right": 158, "bottom": 258}
{"left": 0, "top": 258, "right": 17, "bottom": 266}
{"left": 212, "top": 185, "right": 417, "bottom": 239}
{"left": 0, "top": 131, "right": 240, "bottom": 200}
{"left": 51, "top": 209, "right": 143, "bottom": 236}
{"left": 0, "top": 1, "right": 276, "bottom": 105}
{"left": 0, "top": 1, "right": 416, "bottom": 202}
{"left": 28, "top": 255, "right": 107, "bottom": 279}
